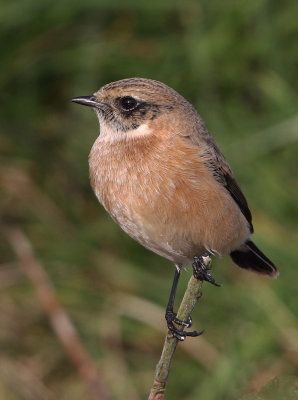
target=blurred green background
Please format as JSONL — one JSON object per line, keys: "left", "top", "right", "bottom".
{"left": 1, "top": 1, "right": 298, "bottom": 399}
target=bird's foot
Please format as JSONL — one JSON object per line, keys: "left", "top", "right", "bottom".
{"left": 165, "top": 309, "right": 203, "bottom": 341}
{"left": 166, "top": 310, "right": 192, "bottom": 328}
{"left": 192, "top": 254, "right": 221, "bottom": 287}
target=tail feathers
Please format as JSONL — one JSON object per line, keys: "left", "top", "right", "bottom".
{"left": 230, "top": 240, "right": 278, "bottom": 278}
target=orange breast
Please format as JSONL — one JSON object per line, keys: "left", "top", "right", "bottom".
{"left": 89, "top": 133, "right": 250, "bottom": 264}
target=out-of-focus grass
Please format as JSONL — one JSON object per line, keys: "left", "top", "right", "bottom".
{"left": 1, "top": 1, "right": 298, "bottom": 399}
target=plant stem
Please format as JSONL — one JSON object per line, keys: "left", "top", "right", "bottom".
{"left": 148, "top": 274, "right": 204, "bottom": 400}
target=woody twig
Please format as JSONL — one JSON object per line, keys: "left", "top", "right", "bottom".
{"left": 148, "top": 272, "right": 205, "bottom": 400}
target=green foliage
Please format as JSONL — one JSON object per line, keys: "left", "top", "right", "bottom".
{"left": 240, "top": 377, "right": 298, "bottom": 400}
{"left": 1, "top": 1, "right": 298, "bottom": 399}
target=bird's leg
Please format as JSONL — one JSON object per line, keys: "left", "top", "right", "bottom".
{"left": 165, "top": 266, "right": 191, "bottom": 327}
{"left": 192, "top": 253, "right": 221, "bottom": 287}
{"left": 165, "top": 265, "right": 204, "bottom": 341}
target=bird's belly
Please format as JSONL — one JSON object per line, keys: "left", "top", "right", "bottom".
{"left": 93, "top": 176, "right": 249, "bottom": 265}
{"left": 94, "top": 184, "right": 193, "bottom": 264}
{"left": 111, "top": 205, "right": 201, "bottom": 265}
{"left": 89, "top": 139, "right": 250, "bottom": 265}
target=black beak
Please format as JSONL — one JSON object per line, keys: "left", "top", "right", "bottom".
{"left": 71, "top": 96, "right": 100, "bottom": 108}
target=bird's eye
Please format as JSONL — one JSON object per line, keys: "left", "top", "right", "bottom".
{"left": 120, "top": 96, "right": 137, "bottom": 111}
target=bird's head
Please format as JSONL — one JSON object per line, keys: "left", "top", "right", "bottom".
{"left": 72, "top": 78, "right": 198, "bottom": 141}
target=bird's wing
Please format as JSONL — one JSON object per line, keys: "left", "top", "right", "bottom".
{"left": 216, "top": 159, "right": 253, "bottom": 233}
{"left": 180, "top": 123, "right": 254, "bottom": 233}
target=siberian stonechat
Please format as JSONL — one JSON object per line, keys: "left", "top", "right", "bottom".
{"left": 72, "top": 78, "right": 278, "bottom": 339}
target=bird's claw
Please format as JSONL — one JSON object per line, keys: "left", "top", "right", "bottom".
{"left": 165, "top": 310, "right": 203, "bottom": 341}
{"left": 167, "top": 322, "right": 204, "bottom": 341}
{"left": 165, "top": 310, "right": 192, "bottom": 328}
{"left": 192, "top": 255, "right": 221, "bottom": 287}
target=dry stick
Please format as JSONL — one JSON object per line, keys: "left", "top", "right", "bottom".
{"left": 148, "top": 272, "right": 205, "bottom": 400}
{"left": 5, "top": 227, "right": 109, "bottom": 400}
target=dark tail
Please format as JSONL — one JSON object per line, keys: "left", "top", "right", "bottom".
{"left": 230, "top": 240, "right": 278, "bottom": 278}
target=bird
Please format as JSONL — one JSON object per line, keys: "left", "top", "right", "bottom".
{"left": 72, "top": 78, "right": 278, "bottom": 340}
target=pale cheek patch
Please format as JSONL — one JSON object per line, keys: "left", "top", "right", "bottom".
{"left": 132, "top": 124, "right": 152, "bottom": 138}
{"left": 97, "top": 120, "right": 152, "bottom": 143}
